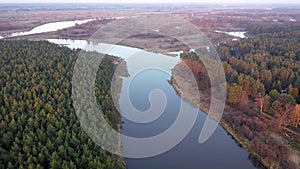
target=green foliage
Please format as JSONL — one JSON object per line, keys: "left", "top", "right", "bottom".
{"left": 178, "top": 24, "right": 300, "bottom": 169}
{"left": 0, "top": 40, "right": 124, "bottom": 169}
{"left": 227, "top": 83, "right": 243, "bottom": 105}
{"left": 218, "top": 30, "right": 300, "bottom": 112}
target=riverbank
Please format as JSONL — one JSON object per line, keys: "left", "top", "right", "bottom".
{"left": 169, "top": 66, "right": 300, "bottom": 169}
{"left": 169, "top": 76, "right": 266, "bottom": 168}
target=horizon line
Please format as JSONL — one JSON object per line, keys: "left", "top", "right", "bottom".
{"left": 0, "top": 2, "right": 300, "bottom": 4}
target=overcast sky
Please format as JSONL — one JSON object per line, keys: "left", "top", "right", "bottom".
{"left": 0, "top": 0, "right": 299, "bottom": 4}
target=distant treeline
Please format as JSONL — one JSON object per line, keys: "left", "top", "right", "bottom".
{"left": 246, "top": 22, "right": 300, "bottom": 35}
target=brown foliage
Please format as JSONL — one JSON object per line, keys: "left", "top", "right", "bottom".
{"left": 224, "top": 111, "right": 297, "bottom": 169}
{"left": 293, "top": 104, "right": 300, "bottom": 127}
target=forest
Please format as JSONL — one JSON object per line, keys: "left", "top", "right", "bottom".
{"left": 0, "top": 40, "right": 124, "bottom": 169}
{"left": 176, "top": 26, "right": 300, "bottom": 168}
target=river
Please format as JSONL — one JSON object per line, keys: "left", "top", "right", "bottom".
{"left": 4, "top": 19, "right": 95, "bottom": 38}
{"left": 214, "top": 30, "right": 247, "bottom": 38}
{"left": 48, "top": 39, "right": 264, "bottom": 169}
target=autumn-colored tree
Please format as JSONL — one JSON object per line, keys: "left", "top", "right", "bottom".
{"left": 262, "top": 95, "right": 271, "bottom": 113}
{"left": 227, "top": 83, "right": 243, "bottom": 105}
{"left": 293, "top": 104, "right": 300, "bottom": 127}
{"left": 289, "top": 87, "right": 299, "bottom": 100}
{"left": 274, "top": 103, "right": 295, "bottom": 131}
{"left": 240, "top": 91, "right": 249, "bottom": 109}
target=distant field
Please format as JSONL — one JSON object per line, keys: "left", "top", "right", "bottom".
{"left": 1, "top": 4, "right": 300, "bottom": 48}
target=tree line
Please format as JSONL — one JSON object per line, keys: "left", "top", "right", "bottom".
{"left": 176, "top": 26, "right": 300, "bottom": 168}
{"left": 218, "top": 29, "right": 300, "bottom": 128}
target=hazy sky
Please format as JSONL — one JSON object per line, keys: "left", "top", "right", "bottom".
{"left": 0, "top": 0, "right": 299, "bottom": 4}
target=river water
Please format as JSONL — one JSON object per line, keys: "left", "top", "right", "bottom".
{"left": 48, "top": 39, "right": 262, "bottom": 169}
{"left": 5, "top": 19, "right": 94, "bottom": 38}
{"left": 214, "top": 30, "right": 247, "bottom": 38}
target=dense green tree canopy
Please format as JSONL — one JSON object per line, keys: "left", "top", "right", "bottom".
{"left": 0, "top": 40, "right": 124, "bottom": 169}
